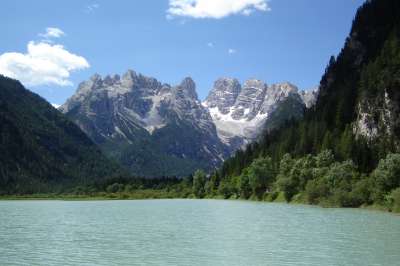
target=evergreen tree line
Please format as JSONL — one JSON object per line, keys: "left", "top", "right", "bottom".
{"left": 219, "top": 0, "right": 400, "bottom": 180}
{"left": 186, "top": 0, "right": 400, "bottom": 212}
{"left": 191, "top": 151, "right": 400, "bottom": 213}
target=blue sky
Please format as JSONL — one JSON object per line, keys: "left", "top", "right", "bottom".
{"left": 0, "top": 0, "right": 365, "bottom": 105}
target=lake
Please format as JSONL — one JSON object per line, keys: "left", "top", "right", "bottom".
{"left": 0, "top": 199, "right": 399, "bottom": 266}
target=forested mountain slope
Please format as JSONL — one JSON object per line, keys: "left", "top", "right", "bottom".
{"left": 203, "top": 0, "right": 400, "bottom": 210}
{"left": 220, "top": 0, "right": 400, "bottom": 178}
{"left": 0, "top": 75, "right": 124, "bottom": 194}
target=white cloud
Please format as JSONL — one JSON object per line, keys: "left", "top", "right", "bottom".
{"left": 39, "top": 27, "right": 65, "bottom": 39}
{"left": 86, "top": 3, "right": 99, "bottom": 13}
{"left": 52, "top": 103, "right": 61, "bottom": 108}
{"left": 228, "top": 48, "right": 237, "bottom": 54}
{"left": 207, "top": 42, "right": 214, "bottom": 47}
{"left": 0, "top": 41, "right": 89, "bottom": 87}
{"left": 167, "top": 0, "right": 270, "bottom": 19}
{"left": 242, "top": 8, "right": 253, "bottom": 16}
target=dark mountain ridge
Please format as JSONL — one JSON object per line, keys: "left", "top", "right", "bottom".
{"left": 0, "top": 75, "right": 124, "bottom": 194}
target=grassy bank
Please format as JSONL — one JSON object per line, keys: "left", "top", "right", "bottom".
{"left": 1, "top": 190, "right": 397, "bottom": 215}
{"left": 0, "top": 189, "right": 191, "bottom": 201}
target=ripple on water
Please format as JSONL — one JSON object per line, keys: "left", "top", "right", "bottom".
{"left": 0, "top": 199, "right": 399, "bottom": 266}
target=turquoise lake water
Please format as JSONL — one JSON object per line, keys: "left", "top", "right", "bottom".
{"left": 0, "top": 199, "right": 399, "bottom": 265}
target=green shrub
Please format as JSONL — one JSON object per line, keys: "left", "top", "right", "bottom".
{"left": 192, "top": 170, "right": 206, "bottom": 198}
{"left": 238, "top": 172, "right": 251, "bottom": 199}
{"left": 315, "top": 150, "right": 335, "bottom": 168}
{"left": 350, "top": 178, "right": 373, "bottom": 206}
{"left": 305, "top": 179, "right": 329, "bottom": 204}
{"left": 218, "top": 181, "right": 234, "bottom": 199}
{"left": 371, "top": 154, "right": 400, "bottom": 202}
{"left": 389, "top": 188, "right": 400, "bottom": 213}
{"left": 247, "top": 157, "right": 275, "bottom": 196}
{"left": 276, "top": 176, "right": 297, "bottom": 201}
{"left": 106, "top": 183, "right": 124, "bottom": 193}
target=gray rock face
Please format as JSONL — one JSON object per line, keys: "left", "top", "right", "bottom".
{"left": 61, "top": 70, "right": 229, "bottom": 177}
{"left": 353, "top": 90, "right": 395, "bottom": 144}
{"left": 300, "top": 87, "right": 319, "bottom": 108}
{"left": 231, "top": 79, "right": 267, "bottom": 120}
{"left": 205, "top": 78, "right": 241, "bottom": 114}
{"left": 203, "top": 79, "right": 318, "bottom": 151}
{"left": 260, "top": 82, "right": 299, "bottom": 114}
{"left": 61, "top": 70, "right": 318, "bottom": 176}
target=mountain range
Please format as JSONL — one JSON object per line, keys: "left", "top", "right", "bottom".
{"left": 60, "top": 72, "right": 317, "bottom": 177}
{"left": 204, "top": 78, "right": 317, "bottom": 150}
{"left": 0, "top": 0, "right": 397, "bottom": 200}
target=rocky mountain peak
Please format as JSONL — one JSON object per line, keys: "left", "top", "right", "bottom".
{"left": 103, "top": 74, "right": 119, "bottom": 86}
{"left": 243, "top": 79, "right": 266, "bottom": 89}
{"left": 270, "top": 82, "right": 298, "bottom": 94}
{"left": 175, "top": 77, "right": 198, "bottom": 100}
{"left": 123, "top": 69, "right": 137, "bottom": 78}
{"left": 90, "top": 73, "right": 102, "bottom": 82}
{"left": 300, "top": 87, "right": 319, "bottom": 108}
{"left": 61, "top": 70, "right": 229, "bottom": 177}
{"left": 204, "top": 77, "right": 241, "bottom": 114}
{"left": 204, "top": 77, "right": 318, "bottom": 151}
{"left": 232, "top": 79, "right": 267, "bottom": 120}
{"left": 61, "top": 70, "right": 319, "bottom": 176}
{"left": 121, "top": 69, "right": 137, "bottom": 87}
{"left": 260, "top": 82, "right": 300, "bottom": 115}
{"left": 266, "top": 82, "right": 299, "bottom": 101}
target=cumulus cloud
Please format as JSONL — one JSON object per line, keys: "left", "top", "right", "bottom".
{"left": 207, "top": 42, "right": 214, "bottom": 47}
{"left": 167, "top": 0, "right": 270, "bottom": 19}
{"left": 39, "top": 27, "right": 65, "bottom": 39}
{"left": 0, "top": 41, "right": 89, "bottom": 87}
{"left": 228, "top": 48, "right": 237, "bottom": 54}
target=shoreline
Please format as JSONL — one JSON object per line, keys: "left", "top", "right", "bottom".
{"left": 0, "top": 193, "right": 396, "bottom": 215}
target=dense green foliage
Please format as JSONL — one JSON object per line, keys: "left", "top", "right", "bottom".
{"left": 219, "top": 0, "right": 400, "bottom": 180}
{"left": 192, "top": 170, "right": 207, "bottom": 198}
{"left": 0, "top": 76, "right": 126, "bottom": 194}
{"left": 39, "top": 150, "right": 400, "bottom": 212}
{"left": 20, "top": 151, "right": 398, "bottom": 213}
{"left": 175, "top": 151, "right": 400, "bottom": 212}
{"left": 2, "top": 0, "right": 400, "bottom": 215}
{"left": 0, "top": 176, "right": 193, "bottom": 200}
{"left": 198, "top": 0, "right": 400, "bottom": 212}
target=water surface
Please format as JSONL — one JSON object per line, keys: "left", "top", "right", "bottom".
{"left": 0, "top": 199, "right": 399, "bottom": 265}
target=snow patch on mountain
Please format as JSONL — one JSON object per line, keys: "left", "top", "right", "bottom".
{"left": 60, "top": 69, "right": 318, "bottom": 175}
{"left": 60, "top": 70, "right": 230, "bottom": 175}
{"left": 203, "top": 78, "right": 318, "bottom": 150}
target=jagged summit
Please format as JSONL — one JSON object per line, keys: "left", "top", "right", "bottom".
{"left": 60, "top": 69, "right": 318, "bottom": 176}
{"left": 203, "top": 77, "right": 241, "bottom": 114}
{"left": 90, "top": 73, "right": 102, "bottom": 81}
{"left": 61, "top": 70, "right": 228, "bottom": 177}
{"left": 203, "top": 78, "right": 317, "bottom": 149}
{"left": 175, "top": 77, "right": 198, "bottom": 100}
